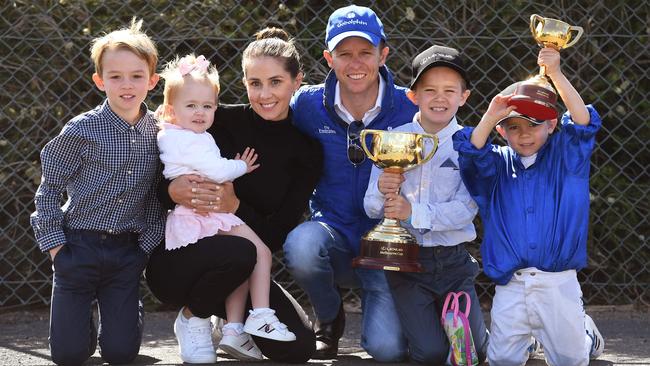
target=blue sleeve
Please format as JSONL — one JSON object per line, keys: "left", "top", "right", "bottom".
{"left": 452, "top": 127, "right": 500, "bottom": 213}
{"left": 290, "top": 87, "right": 312, "bottom": 137}
{"left": 289, "top": 89, "right": 299, "bottom": 114}
{"left": 558, "top": 105, "right": 602, "bottom": 176}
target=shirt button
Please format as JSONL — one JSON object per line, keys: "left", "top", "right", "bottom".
{"left": 527, "top": 207, "right": 534, "bottom": 213}
{"left": 108, "top": 229, "right": 113, "bottom": 234}
{"left": 118, "top": 199, "right": 123, "bottom": 203}
{"left": 530, "top": 242, "right": 537, "bottom": 249}
{"left": 131, "top": 139, "right": 136, "bottom": 143}
{"left": 130, "top": 126, "right": 135, "bottom": 130}
{"left": 127, "top": 170, "right": 132, "bottom": 175}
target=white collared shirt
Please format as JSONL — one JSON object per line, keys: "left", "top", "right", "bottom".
{"left": 333, "top": 74, "right": 385, "bottom": 125}
{"left": 363, "top": 115, "right": 478, "bottom": 247}
{"left": 521, "top": 153, "right": 537, "bottom": 168}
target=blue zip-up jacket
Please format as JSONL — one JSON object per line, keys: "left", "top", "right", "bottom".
{"left": 452, "top": 105, "right": 602, "bottom": 285}
{"left": 290, "top": 66, "right": 418, "bottom": 253}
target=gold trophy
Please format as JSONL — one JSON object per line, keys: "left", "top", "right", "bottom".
{"left": 352, "top": 129, "right": 438, "bottom": 272}
{"left": 508, "top": 14, "right": 584, "bottom": 120}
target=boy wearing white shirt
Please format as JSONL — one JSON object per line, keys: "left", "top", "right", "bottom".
{"left": 364, "top": 45, "right": 489, "bottom": 365}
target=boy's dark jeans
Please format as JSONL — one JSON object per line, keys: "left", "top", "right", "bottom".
{"left": 49, "top": 229, "right": 146, "bottom": 366}
{"left": 386, "top": 244, "right": 489, "bottom": 365}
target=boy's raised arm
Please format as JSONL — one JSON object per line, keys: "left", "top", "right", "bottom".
{"left": 540, "top": 47, "right": 589, "bottom": 125}
{"left": 470, "top": 94, "right": 516, "bottom": 149}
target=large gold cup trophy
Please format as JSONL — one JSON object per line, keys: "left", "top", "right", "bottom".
{"left": 508, "top": 14, "right": 584, "bottom": 120}
{"left": 352, "top": 130, "right": 438, "bottom": 272}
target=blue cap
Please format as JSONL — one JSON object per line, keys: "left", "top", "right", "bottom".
{"left": 325, "top": 5, "right": 386, "bottom": 51}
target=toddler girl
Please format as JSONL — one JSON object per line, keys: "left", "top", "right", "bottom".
{"left": 157, "top": 54, "right": 296, "bottom": 361}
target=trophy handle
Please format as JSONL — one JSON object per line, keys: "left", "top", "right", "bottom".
{"left": 417, "top": 134, "right": 439, "bottom": 165}
{"left": 564, "top": 25, "right": 584, "bottom": 48}
{"left": 531, "top": 14, "right": 546, "bottom": 76}
{"left": 360, "top": 129, "right": 381, "bottom": 163}
{"left": 530, "top": 14, "right": 545, "bottom": 43}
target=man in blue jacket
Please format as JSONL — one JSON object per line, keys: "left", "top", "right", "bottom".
{"left": 283, "top": 5, "right": 418, "bottom": 361}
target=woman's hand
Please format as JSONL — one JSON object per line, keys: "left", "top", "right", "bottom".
{"left": 216, "top": 182, "right": 240, "bottom": 214}
{"left": 168, "top": 174, "right": 241, "bottom": 215}
{"left": 169, "top": 174, "right": 223, "bottom": 215}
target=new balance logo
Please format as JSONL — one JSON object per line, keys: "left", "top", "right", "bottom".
{"left": 240, "top": 339, "right": 255, "bottom": 351}
{"left": 258, "top": 324, "right": 274, "bottom": 334}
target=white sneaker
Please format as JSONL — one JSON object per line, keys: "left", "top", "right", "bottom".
{"left": 243, "top": 309, "right": 296, "bottom": 341}
{"left": 585, "top": 314, "right": 604, "bottom": 359}
{"left": 211, "top": 316, "right": 225, "bottom": 343}
{"left": 219, "top": 332, "right": 263, "bottom": 361}
{"left": 173, "top": 309, "right": 217, "bottom": 364}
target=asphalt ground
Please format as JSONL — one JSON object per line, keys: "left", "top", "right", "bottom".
{"left": 1, "top": 305, "right": 648, "bottom": 366}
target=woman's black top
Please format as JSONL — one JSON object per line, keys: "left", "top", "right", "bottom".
{"left": 160, "top": 103, "right": 322, "bottom": 253}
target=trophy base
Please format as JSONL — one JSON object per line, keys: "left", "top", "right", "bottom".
{"left": 508, "top": 79, "right": 558, "bottom": 121}
{"left": 352, "top": 230, "right": 423, "bottom": 273}
{"left": 352, "top": 252, "right": 423, "bottom": 272}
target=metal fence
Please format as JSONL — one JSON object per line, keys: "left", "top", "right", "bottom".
{"left": 1, "top": 0, "right": 648, "bottom": 310}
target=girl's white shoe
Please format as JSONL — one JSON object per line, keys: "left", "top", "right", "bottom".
{"left": 219, "top": 331, "right": 263, "bottom": 361}
{"left": 243, "top": 309, "right": 296, "bottom": 341}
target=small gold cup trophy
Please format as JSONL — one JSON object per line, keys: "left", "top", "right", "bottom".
{"left": 508, "top": 14, "right": 584, "bottom": 120}
{"left": 352, "top": 129, "right": 438, "bottom": 272}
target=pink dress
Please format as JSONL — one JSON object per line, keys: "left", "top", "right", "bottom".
{"left": 165, "top": 205, "right": 243, "bottom": 250}
{"left": 158, "top": 123, "right": 248, "bottom": 250}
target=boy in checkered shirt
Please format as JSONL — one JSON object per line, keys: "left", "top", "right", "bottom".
{"left": 30, "top": 18, "right": 164, "bottom": 365}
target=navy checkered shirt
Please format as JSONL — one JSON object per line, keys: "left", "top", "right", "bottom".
{"left": 30, "top": 100, "right": 165, "bottom": 254}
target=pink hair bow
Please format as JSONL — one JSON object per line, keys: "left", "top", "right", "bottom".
{"left": 178, "top": 55, "right": 209, "bottom": 76}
